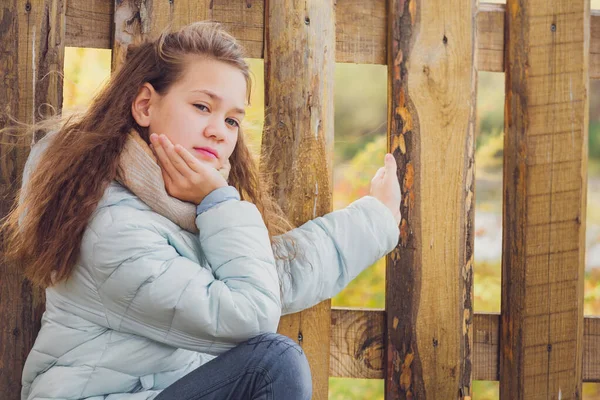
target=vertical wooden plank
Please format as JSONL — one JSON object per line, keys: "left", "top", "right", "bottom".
{"left": 262, "top": 1, "right": 335, "bottom": 398}
{"left": 385, "top": 0, "right": 477, "bottom": 398}
{"left": 0, "top": 0, "right": 65, "bottom": 398}
{"left": 501, "top": 0, "right": 589, "bottom": 398}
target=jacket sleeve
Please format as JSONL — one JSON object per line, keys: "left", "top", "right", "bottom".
{"left": 89, "top": 199, "right": 281, "bottom": 354}
{"left": 276, "top": 196, "right": 400, "bottom": 315}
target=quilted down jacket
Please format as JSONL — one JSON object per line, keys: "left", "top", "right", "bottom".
{"left": 20, "top": 134, "right": 400, "bottom": 399}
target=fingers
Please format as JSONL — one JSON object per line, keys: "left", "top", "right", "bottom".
{"left": 384, "top": 153, "right": 398, "bottom": 183}
{"left": 150, "top": 134, "right": 176, "bottom": 179}
{"left": 385, "top": 153, "right": 397, "bottom": 173}
{"left": 151, "top": 133, "right": 192, "bottom": 178}
{"left": 174, "top": 144, "right": 204, "bottom": 174}
{"left": 373, "top": 167, "right": 385, "bottom": 181}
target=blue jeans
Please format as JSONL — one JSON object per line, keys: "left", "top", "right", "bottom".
{"left": 154, "top": 333, "right": 312, "bottom": 400}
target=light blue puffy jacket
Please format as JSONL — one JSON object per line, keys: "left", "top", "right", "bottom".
{"left": 20, "top": 135, "right": 400, "bottom": 399}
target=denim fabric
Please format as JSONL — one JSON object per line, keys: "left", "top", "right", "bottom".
{"left": 196, "top": 186, "right": 241, "bottom": 215}
{"left": 154, "top": 333, "right": 312, "bottom": 400}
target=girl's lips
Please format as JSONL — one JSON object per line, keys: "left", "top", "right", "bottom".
{"left": 194, "top": 148, "right": 218, "bottom": 159}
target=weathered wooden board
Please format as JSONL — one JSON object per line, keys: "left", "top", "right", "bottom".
{"left": 65, "top": 0, "right": 112, "bottom": 49}
{"left": 66, "top": 1, "right": 600, "bottom": 79}
{"left": 477, "top": 3, "right": 505, "bottom": 73}
{"left": 501, "top": 0, "right": 589, "bottom": 398}
{"left": 330, "top": 307, "right": 386, "bottom": 379}
{"left": 330, "top": 310, "right": 600, "bottom": 383}
{"left": 0, "top": 1, "right": 65, "bottom": 398}
{"left": 261, "top": 1, "right": 336, "bottom": 399}
{"left": 385, "top": 0, "right": 477, "bottom": 398}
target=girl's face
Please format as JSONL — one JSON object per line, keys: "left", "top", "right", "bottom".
{"left": 133, "top": 56, "right": 247, "bottom": 170}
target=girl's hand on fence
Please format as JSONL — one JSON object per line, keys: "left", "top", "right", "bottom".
{"left": 370, "top": 153, "right": 401, "bottom": 226}
{"left": 150, "top": 133, "right": 228, "bottom": 205}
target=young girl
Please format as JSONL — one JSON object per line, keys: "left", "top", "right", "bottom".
{"left": 4, "top": 22, "right": 401, "bottom": 400}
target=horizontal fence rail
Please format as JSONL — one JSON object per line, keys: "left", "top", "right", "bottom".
{"left": 330, "top": 309, "right": 600, "bottom": 382}
{"left": 66, "top": 1, "right": 600, "bottom": 78}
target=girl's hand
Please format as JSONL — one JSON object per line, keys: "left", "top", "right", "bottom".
{"left": 370, "top": 153, "right": 401, "bottom": 226}
{"left": 150, "top": 133, "right": 228, "bottom": 205}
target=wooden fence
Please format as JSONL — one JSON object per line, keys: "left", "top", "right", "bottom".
{"left": 1, "top": 0, "right": 599, "bottom": 399}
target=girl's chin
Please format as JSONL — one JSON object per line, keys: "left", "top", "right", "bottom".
{"left": 195, "top": 156, "right": 220, "bottom": 169}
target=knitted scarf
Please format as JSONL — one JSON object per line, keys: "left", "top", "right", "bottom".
{"left": 115, "top": 130, "right": 228, "bottom": 234}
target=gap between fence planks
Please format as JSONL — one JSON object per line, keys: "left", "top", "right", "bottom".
{"left": 65, "top": 1, "right": 600, "bottom": 79}
{"left": 330, "top": 309, "right": 600, "bottom": 383}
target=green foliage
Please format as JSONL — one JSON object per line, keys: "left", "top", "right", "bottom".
{"left": 590, "top": 122, "right": 600, "bottom": 161}
{"left": 334, "top": 64, "right": 387, "bottom": 164}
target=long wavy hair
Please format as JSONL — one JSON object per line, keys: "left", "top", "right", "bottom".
{"left": 1, "top": 22, "right": 297, "bottom": 289}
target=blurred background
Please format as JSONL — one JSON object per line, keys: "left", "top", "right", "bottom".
{"left": 62, "top": 3, "right": 600, "bottom": 395}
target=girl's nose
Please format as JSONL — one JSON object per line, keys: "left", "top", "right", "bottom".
{"left": 204, "top": 120, "right": 227, "bottom": 141}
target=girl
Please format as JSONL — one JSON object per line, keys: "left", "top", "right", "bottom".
{"left": 4, "top": 22, "right": 401, "bottom": 400}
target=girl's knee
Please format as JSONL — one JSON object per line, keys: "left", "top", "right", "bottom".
{"left": 246, "top": 333, "right": 312, "bottom": 396}
{"left": 246, "top": 333, "right": 306, "bottom": 362}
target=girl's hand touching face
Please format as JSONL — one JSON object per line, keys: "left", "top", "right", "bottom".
{"left": 150, "top": 133, "right": 228, "bottom": 205}
{"left": 370, "top": 153, "right": 402, "bottom": 226}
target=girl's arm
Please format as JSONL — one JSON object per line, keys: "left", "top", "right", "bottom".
{"left": 275, "top": 195, "right": 400, "bottom": 315}
{"left": 88, "top": 198, "right": 281, "bottom": 354}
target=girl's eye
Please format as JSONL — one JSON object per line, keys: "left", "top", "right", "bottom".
{"left": 193, "top": 104, "right": 209, "bottom": 111}
{"left": 226, "top": 118, "right": 240, "bottom": 128}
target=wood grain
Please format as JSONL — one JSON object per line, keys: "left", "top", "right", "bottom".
{"left": 477, "top": 3, "right": 505, "bottom": 72}
{"left": 335, "top": 0, "right": 387, "bottom": 65}
{"left": 385, "top": 0, "right": 477, "bottom": 398}
{"left": 501, "top": 0, "right": 589, "bottom": 398}
{"left": 330, "top": 308, "right": 386, "bottom": 379}
{"left": 66, "top": 1, "right": 600, "bottom": 79}
{"left": 584, "top": 316, "right": 600, "bottom": 383}
{"left": 0, "top": 0, "right": 65, "bottom": 398}
{"left": 65, "top": 0, "right": 112, "bottom": 49}
{"left": 261, "top": 1, "right": 335, "bottom": 399}
{"left": 329, "top": 310, "right": 600, "bottom": 382}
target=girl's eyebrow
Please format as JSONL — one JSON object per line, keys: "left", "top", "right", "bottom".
{"left": 191, "top": 89, "right": 246, "bottom": 116}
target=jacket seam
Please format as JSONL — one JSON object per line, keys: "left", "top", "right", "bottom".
{"left": 164, "top": 268, "right": 204, "bottom": 342}
{"left": 87, "top": 216, "right": 114, "bottom": 330}
{"left": 77, "top": 330, "right": 113, "bottom": 399}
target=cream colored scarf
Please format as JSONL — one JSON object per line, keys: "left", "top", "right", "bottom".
{"left": 115, "top": 130, "right": 228, "bottom": 233}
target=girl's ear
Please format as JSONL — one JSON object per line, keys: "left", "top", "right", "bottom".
{"left": 131, "top": 83, "right": 157, "bottom": 127}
